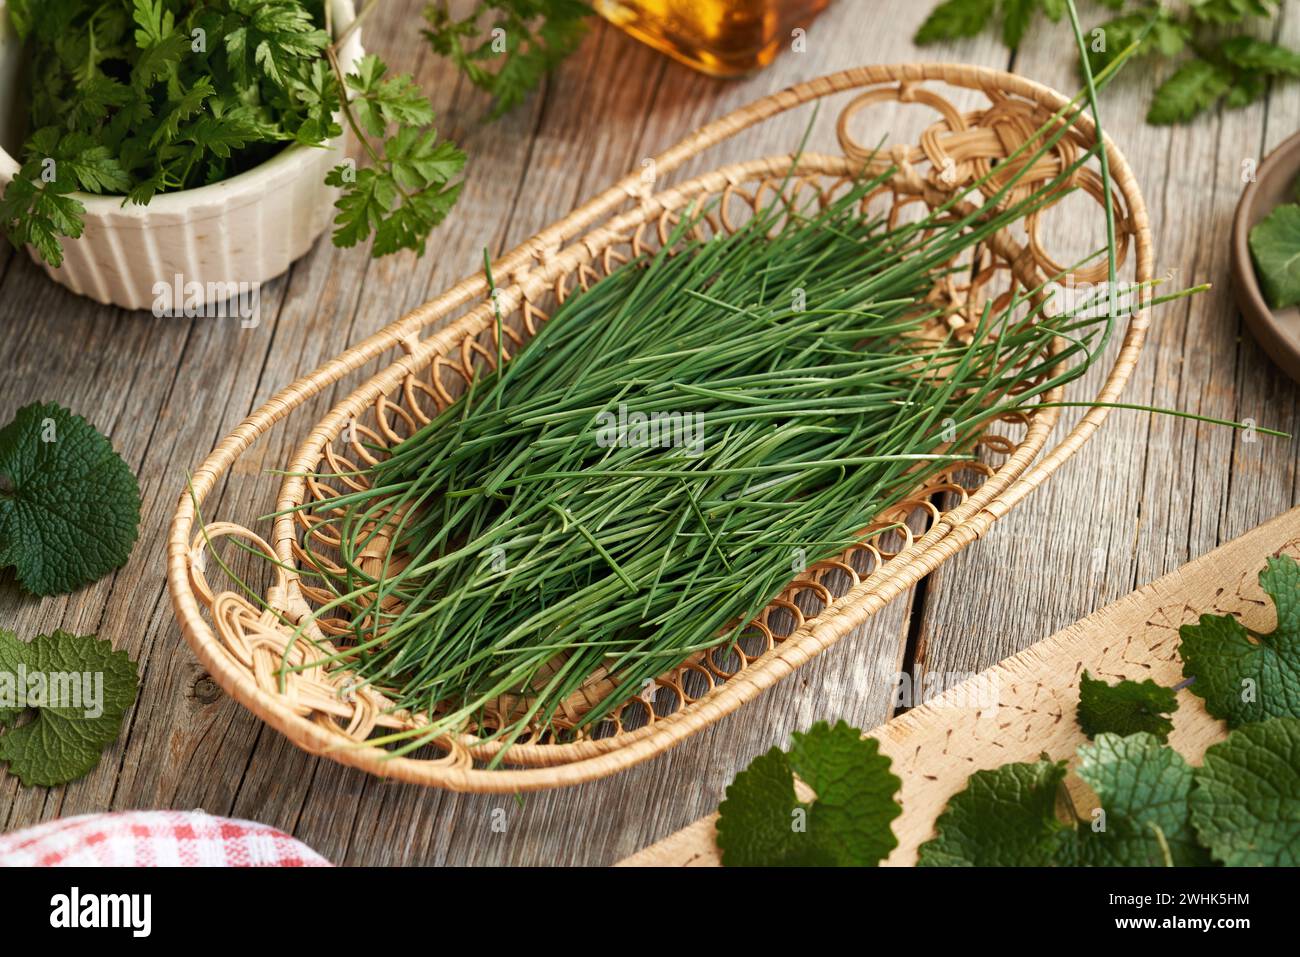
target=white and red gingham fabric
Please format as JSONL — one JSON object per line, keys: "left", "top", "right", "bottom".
{"left": 0, "top": 810, "right": 331, "bottom": 867}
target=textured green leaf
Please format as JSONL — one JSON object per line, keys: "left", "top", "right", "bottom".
{"left": 0, "top": 630, "right": 139, "bottom": 787}
{"left": 1189, "top": 0, "right": 1275, "bottom": 25}
{"left": 1179, "top": 554, "right": 1300, "bottom": 725}
{"left": 5, "top": 0, "right": 464, "bottom": 265}
{"left": 1077, "top": 670, "right": 1178, "bottom": 742}
{"left": 1190, "top": 717, "right": 1300, "bottom": 865}
{"left": 1084, "top": 11, "right": 1190, "bottom": 76}
{"left": 914, "top": 0, "right": 997, "bottom": 45}
{"left": 716, "top": 746, "right": 826, "bottom": 866}
{"left": 346, "top": 55, "right": 436, "bottom": 138}
{"left": 716, "top": 720, "right": 901, "bottom": 866}
{"left": 422, "top": 0, "right": 591, "bottom": 120}
{"left": 917, "top": 758, "right": 1072, "bottom": 866}
{"left": 1221, "top": 36, "right": 1300, "bottom": 76}
{"left": 1001, "top": 0, "right": 1036, "bottom": 48}
{"left": 1147, "top": 58, "right": 1233, "bottom": 124}
{"left": 1065, "top": 733, "right": 1211, "bottom": 866}
{"left": 0, "top": 402, "right": 140, "bottom": 596}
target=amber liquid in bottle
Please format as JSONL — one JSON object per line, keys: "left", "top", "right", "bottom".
{"left": 593, "top": 0, "right": 831, "bottom": 77}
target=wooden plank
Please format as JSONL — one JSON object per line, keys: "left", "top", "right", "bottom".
{"left": 8, "top": 0, "right": 1286, "bottom": 869}
{"left": 620, "top": 502, "right": 1300, "bottom": 867}
{"left": 906, "top": 5, "right": 1300, "bottom": 714}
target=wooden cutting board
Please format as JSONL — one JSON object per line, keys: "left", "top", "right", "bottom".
{"left": 618, "top": 505, "right": 1300, "bottom": 866}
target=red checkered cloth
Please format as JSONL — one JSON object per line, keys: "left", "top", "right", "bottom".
{"left": 0, "top": 811, "right": 331, "bottom": 867}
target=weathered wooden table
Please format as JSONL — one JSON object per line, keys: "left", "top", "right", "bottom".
{"left": 3, "top": 3, "right": 1299, "bottom": 866}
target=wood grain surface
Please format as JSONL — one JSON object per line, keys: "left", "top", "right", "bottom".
{"left": 2, "top": 2, "right": 1299, "bottom": 866}
{"left": 618, "top": 504, "right": 1300, "bottom": 866}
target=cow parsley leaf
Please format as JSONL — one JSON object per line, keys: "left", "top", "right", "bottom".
{"left": 914, "top": 0, "right": 997, "bottom": 45}
{"left": 1178, "top": 554, "right": 1300, "bottom": 726}
{"left": 1147, "top": 58, "right": 1235, "bottom": 124}
{"left": 422, "top": 0, "right": 591, "bottom": 120}
{"left": 1076, "top": 670, "right": 1178, "bottom": 742}
{"left": 0, "top": 629, "right": 139, "bottom": 787}
{"left": 2, "top": 1, "right": 464, "bottom": 266}
{"left": 1190, "top": 716, "right": 1300, "bottom": 865}
{"left": 0, "top": 403, "right": 141, "bottom": 596}
{"left": 715, "top": 720, "right": 901, "bottom": 866}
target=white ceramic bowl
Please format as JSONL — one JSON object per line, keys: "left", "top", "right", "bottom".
{"left": 0, "top": 0, "right": 363, "bottom": 311}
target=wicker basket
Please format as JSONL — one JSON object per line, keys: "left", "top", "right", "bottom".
{"left": 167, "top": 64, "right": 1153, "bottom": 792}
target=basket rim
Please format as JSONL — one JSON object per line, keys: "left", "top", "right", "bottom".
{"left": 167, "top": 62, "right": 1154, "bottom": 792}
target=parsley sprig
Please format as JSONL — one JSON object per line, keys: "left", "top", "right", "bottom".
{"left": 1, "top": 0, "right": 466, "bottom": 266}
{"left": 916, "top": 0, "right": 1300, "bottom": 124}
{"left": 421, "top": 0, "right": 591, "bottom": 120}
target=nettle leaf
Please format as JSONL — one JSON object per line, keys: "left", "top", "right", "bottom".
{"left": 914, "top": 0, "right": 997, "bottom": 45}
{"left": 1065, "top": 733, "right": 1211, "bottom": 867}
{"left": 1190, "top": 717, "right": 1300, "bottom": 865}
{"left": 716, "top": 720, "right": 901, "bottom": 866}
{"left": 1148, "top": 58, "right": 1234, "bottom": 124}
{"left": 0, "top": 403, "right": 141, "bottom": 596}
{"left": 1179, "top": 554, "right": 1300, "bottom": 725}
{"left": 1076, "top": 670, "right": 1178, "bottom": 742}
{"left": 917, "top": 758, "right": 1072, "bottom": 866}
{"left": 0, "top": 629, "right": 139, "bottom": 788}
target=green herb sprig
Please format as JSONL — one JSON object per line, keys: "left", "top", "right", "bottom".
{"left": 0, "top": 0, "right": 466, "bottom": 266}
{"left": 916, "top": 0, "right": 1300, "bottom": 125}
{"left": 421, "top": 0, "right": 591, "bottom": 120}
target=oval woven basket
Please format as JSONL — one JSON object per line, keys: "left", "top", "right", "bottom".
{"left": 168, "top": 64, "right": 1153, "bottom": 792}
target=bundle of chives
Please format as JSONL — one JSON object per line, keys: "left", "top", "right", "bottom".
{"left": 275, "top": 132, "right": 1129, "bottom": 760}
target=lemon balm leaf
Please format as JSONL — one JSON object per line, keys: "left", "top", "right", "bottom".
{"left": 0, "top": 630, "right": 139, "bottom": 787}
{"left": 917, "top": 758, "right": 1072, "bottom": 866}
{"left": 1077, "top": 670, "right": 1178, "bottom": 742}
{"left": 1190, "top": 717, "right": 1300, "bottom": 866}
{"left": 1065, "top": 732, "right": 1210, "bottom": 867}
{"left": 716, "top": 746, "right": 820, "bottom": 866}
{"left": 716, "top": 720, "right": 901, "bottom": 866}
{"left": 1178, "top": 554, "right": 1300, "bottom": 727}
{"left": 0, "top": 402, "right": 141, "bottom": 596}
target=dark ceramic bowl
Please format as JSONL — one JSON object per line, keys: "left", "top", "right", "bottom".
{"left": 1232, "top": 130, "right": 1300, "bottom": 383}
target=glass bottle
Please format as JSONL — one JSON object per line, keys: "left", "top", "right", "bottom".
{"left": 593, "top": 0, "right": 832, "bottom": 78}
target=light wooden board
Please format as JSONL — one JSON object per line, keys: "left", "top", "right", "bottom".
{"left": 620, "top": 503, "right": 1300, "bottom": 866}
{"left": 1, "top": 2, "right": 1298, "bottom": 866}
